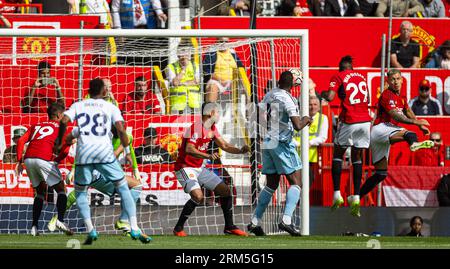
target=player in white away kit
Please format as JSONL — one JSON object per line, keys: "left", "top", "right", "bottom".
{"left": 247, "top": 71, "right": 311, "bottom": 236}
{"left": 55, "top": 78, "right": 151, "bottom": 245}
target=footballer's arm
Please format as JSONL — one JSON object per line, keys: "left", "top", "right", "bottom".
{"left": 214, "top": 136, "right": 249, "bottom": 154}
{"left": 320, "top": 90, "right": 336, "bottom": 102}
{"left": 404, "top": 107, "right": 430, "bottom": 135}
{"left": 55, "top": 115, "right": 71, "bottom": 154}
{"left": 291, "top": 116, "right": 312, "bottom": 132}
{"left": 185, "top": 143, "right": 220, "bottom": 161}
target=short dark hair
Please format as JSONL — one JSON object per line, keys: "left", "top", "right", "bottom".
{"left": 135, "top": 76, "right": 147, "bottom": 83}
{"left": 38, "top": 61, "right": 51, "bottom": 75}
{"left": 410, "top": 216, "right": 423, "bottom": 226}
{"left": 387, "top": 69, "right": 401, "bottom": 78}
{"left": 47, "top": 102, "right": 64, "bottom": 119}
{"left": 278, "top": 71, "right": 293, "bottom": 89}
{"left": 88, "top": 78, "right": 105, "bottom": 97}
{"left": 339, "top": 55, "right": 353, "bottom": 71}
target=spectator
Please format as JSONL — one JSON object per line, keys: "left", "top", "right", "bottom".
{"left": 85, "top": 78, "right": 119, "bottom": 107}
{"left": 277, "top": 0, "right": 313, "bottom": 16}
{"left": 219, "top": 0, "right": 262, "bottom": 16}
{"left": 437, "top": 174, "right": 450, "bottom": 206}
{"left": 203, "top": 37, "right": 244, "bottom": 103}
{"left": 324, "top": 0, "right": 364, "bottom": 16}
{"left": 22, "top": 61, "right": 65, "bottom": 113}
{"left": 111, "top": 0, "right": 167, "bottom": 30}
{"left": 67, "top": 0, "right": 117, "bottom": 65}
{"left": 3, "top": 128, "right": 25, "bottom": 163}
{"left": 294, "top": 95, "right": 329, "bottom": 186}
{"left": 165, "top": 46, "right": 201, "bottom": 114}
{"left": 0, "top": 13, "right": 11, "bottom": 28}
{"left": 111, "top": 0, "right": 168, "bottom": 65}
{"left": 390, "top": 21, "right": 420, "bottom": 68}
{"left": 425, "top": 40, "right": 450, "bottom": 69}
{"left": 358, "top": 0, "right": 379, "bottom": 16}
{"left": 309, "top": 0, "right": 326, "bottom": 15}
{"left": 122, "top": 76, "right": 161, "bottom": 114}
{"left": 375, "top": 0, "right": 424, "bottom": 17}
{"left": 408, "top": 79, "right": 443, "bottom": 115}
{"left": 135, "top": 127, "right": 172, "bottom": 164}
{"left": 412, "top": 132, "right": 445, "bottom": 166}
{"left": 419, "top": 0, "right": 446, "bottom": 16}
{"left": 406, "top": 216, "right": 424, "bottom": 237}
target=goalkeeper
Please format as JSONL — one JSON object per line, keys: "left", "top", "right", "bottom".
{"left": 48, "top": 126, "right": 141, "bottom": 234}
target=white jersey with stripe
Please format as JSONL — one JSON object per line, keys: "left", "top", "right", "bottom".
{"left": 64, "top": 98, "right": 124, "bottom": 164}
{"left": 260, "top": 87, "right": 300, "bottom": 142}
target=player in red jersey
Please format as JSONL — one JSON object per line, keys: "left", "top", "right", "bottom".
{"left": 15, "top": 103, "right": 72, "bottom": 236}
{"left": 173, "top": 102, "right": 249, "bottom": 237}
{"left": 359, "top": 69, "right": 434, "bottom": 199}
{"left": 321, "top": 56, "right": 372, "bottom": 217}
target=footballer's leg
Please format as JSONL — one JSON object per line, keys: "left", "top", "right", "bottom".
{"left": 52, "top": 181, "right": 73, "bottom": 235}
{"left": 248, "top": 175, "right": 280, "bottom": 236}
{"left": 116, "top": 175, "right": 142, "bottom": 232}
{"left": 331, "top": 145, "right": 347, "bottom": 210}
{"left": 360, "top": 158, "right": 387, "bottom": 198}
{"left": 214, "top": 183, "right": 247, "bottom": 236}
{"left": 31, "top": 182, "right": 46, "bottom": 236}
{"left": 280, "top": 170, "right": 302, "bottom": 237}
{"left": 349, "top": 147, "right": 363, "bottom": 217}
{"left": 48, "top": 190, "right": 76, "bottom": 232}
{"left": 74, "top": 165, "right": 98, "bottom": 245}
{"left": 173, "top": 168, "right": 203, "bottom": 236}
{"left": 95, "top": 161, "right": 151, "bottom": 243}
{"left": 25, "top": 158, "right": 47, "bottom": 236}
{"left": 199, "top": 168, "right": 247, "bottom": 236}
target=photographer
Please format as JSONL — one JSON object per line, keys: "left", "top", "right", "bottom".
{"left": 22, "top": 61, "right": 65, "bottom": 113}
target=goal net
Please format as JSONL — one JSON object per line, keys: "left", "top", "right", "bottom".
{"left": 0, "top": 29, "right": 309, "bottom": 236}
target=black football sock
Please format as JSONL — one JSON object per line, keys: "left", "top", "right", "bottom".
{"left": 352, "top": 161, "right": 363, "bottom": 195}
{"left": 56, "top": 192, "right": 67, "bottom": 222}
{"left": 360, "top": 170, "right": 387, "bottom": 198}
{"left": 32, "top": 195, "right": 44, "bottom": 228}
{"left": 404, "top": 131, "right": 418, "bottom": 146}
{"left": 332, "top": 159, "right": 343, "bottom": 191}
{"left": 174, "top": 199, "right": 199, "bottom": 231}
{"left": 220, "top": 196, "right": 233, "bottom": 228}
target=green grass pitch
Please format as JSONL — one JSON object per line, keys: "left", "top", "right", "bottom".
{"left": 1, "top": 234, "right": 450, "bottom": 249}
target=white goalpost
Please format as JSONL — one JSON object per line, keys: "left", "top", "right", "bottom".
{"left": 0, "top": 28, "right": 310, "bottom": 236}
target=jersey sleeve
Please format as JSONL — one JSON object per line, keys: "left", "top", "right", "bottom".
{"left": 111, "top": 105, "right": 124, "bottom": 123}
{"left": 328, "top": 74, "right": 341, "bottom": 92}
{"left": 16, "top": 127, "right": 32, "bottom": 163}
{"left": 64, "top": 103, "right": 77, "bottom": 122}
{"left": 284, "top": 94, "right": 300, "bottom": 117}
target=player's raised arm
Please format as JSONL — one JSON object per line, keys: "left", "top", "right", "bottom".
{"left": 291, "top": 115, "right": 312, "bottom": 131}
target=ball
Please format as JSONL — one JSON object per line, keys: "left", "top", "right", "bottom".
{"left": 289, "top": 68, "right": 303, "bottom": 86}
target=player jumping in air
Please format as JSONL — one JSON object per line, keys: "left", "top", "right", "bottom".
{"left": 247, "top": 71, "right": 311, "bottom": 236}
{"left": 359, "top": 69, "right": 434, "bottom": 198}
{"left": 15, "top": 103, "right": 73, "bottom": 236}
{"left": 173, "top": 102, "right": 249, "bottom": 237}
{"left": 55, "top": 78, "right": 151, "bottom": 245}
{"left": 320, "top": 55, "right": 372, "bottom": 217}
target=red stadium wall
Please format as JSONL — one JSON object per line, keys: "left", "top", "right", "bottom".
{"left": 0, "top": 14, "right": 100, "bottom": 66}
{"left": 195, "top": 16, "right": 450, "bottom": 68}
